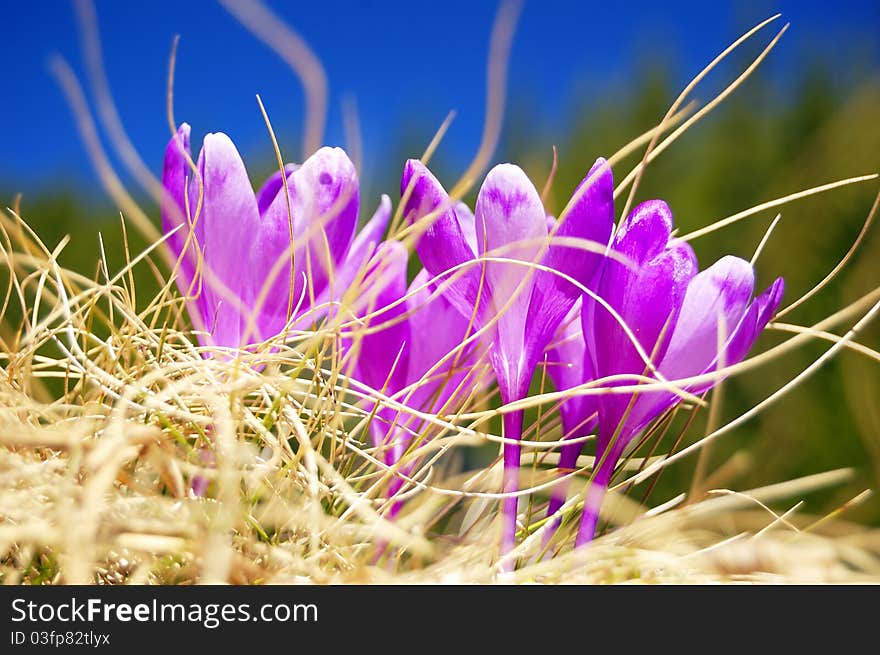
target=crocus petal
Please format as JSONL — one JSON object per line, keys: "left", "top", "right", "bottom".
{"left": 351, "top": 243, "right": 412, "bottom": 464}
{"left": 612, "top": 199, "right": 675, "bottom": 264}
{"left": 613, "top": 267, "right": 779, "bottom": 445}
{"left": 474, "top": 164, "right": 547, "bottom": 263}
{"left": 594, "top": 201, "right": 697, "bottom": 381}
{"left": 660, "top": 255, "right": 755, "bottom": 382}
{"left": 252, "top": 147, "right": 359, "bottom": 338}
{"left": 404, "top": 268, "right": 484, "bottom": 414}
{"left": 352, "top": 240, "right": 411, "bottom": 397}
{"left": 601, "top": 242, "right": 697, "bottom": 428}
{"left": 161, "top": 123, "right": 194, "bottom": 262}
{"left": 591, "top": 207, "right": 698, "bottom": 451}
{"left": 348, "top": 195, "right": 393, "bottom": 267}
{"left": 405, "top": 269, "right": 461, "bottom": 380}
{"left": 314, "top": 194, "right": 392, "bottom": 318}
{"left": 255, "top": 163, "right": 298, "bottom": 216}
{"left": 726, "top": 276, "right": 785, "bottom": 365}
{"left": 541, "top": 157, "right": 613, "bottom": 292}
{"left": 527, "top": 159, "right": 614, "bottom": 374}
{"left": 596, "top": 242, "right": 696, "bottom": 380}
{"left": 617, "top": 256, "right": 755, "bottom": 435}
{"left": 401, "top": 160, "right": 482, "bottom": 320}
{"left": 191, "top": 132, "right": 261, "bottom": 348}
{"left": 161, "top": 123, "right": 205, "bottom": 325}
{"left": 546, "top": 303, "right": 587, "bottom": 395}
{"left": 356, "top": 261, "right": 486, "bottom": 469}
{"left": 454, "top": 201, "right": 479, "bottom": 255}
{"left": 546, "top": 301, "right": 597, "bottom": 438}
{"left": 292, "top": 146, "right": 360, "bottom": 278}
{"left": 543, "top": 302, "right": 598, "bottom": 532}
{"left": 474, "top": 163, "right": 548, "bottom": 397}
{"left": 337, "top": 239, "right": 410, "bottom": 462}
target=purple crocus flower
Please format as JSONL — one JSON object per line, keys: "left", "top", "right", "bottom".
{"left": 401, "top": 158, "right": 614, "bottom": 560}
{"left": 161, "top": 123, "right": 391, "bottom": 349}
{"left": 576, "top": 200, "right": 784, "bottom": 546}
{"left": 347, "top": 241, "right": 487, "bottom": 517}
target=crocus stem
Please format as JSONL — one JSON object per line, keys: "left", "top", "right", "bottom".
{"left": 385, "top": 475, "right": 405, "bottom": 520}
{"left": 574, "top": 461, "right": 613, "bottom": 548}
{"left": 379, "top": 434, "right": 410, "bottom": 521}
{"left": 372, "top": 452, "right": 409, "bottom": 563}
{"left": 541, "top": 440, "right": 583, "bottom": 548}
{"left": 372, "top": 495, "right": 402, "bottom": 565}
{"left": 500, "top": 409, "right": 524, "bottom": 570}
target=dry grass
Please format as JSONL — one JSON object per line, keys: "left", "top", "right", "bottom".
{"left": 1, "top": 202, "right": 879, "bottom": 585}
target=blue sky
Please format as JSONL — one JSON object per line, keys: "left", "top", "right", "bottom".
{"left": 0, "top": 0, "right": 877, "bottom": 194}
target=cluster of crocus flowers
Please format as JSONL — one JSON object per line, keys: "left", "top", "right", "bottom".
{"left": 161, "top": 123, "right": 391, "bottom": 350}
{"left": 162, "top": 128, "right": 783, "bottom": 563}
{"left": 569, "top": 199, "right": 783, "bottom": 545}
